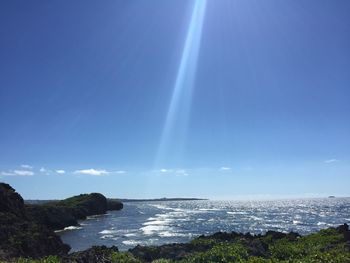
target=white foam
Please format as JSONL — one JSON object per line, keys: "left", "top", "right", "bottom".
{"left": 64, "top": 226, "right": 82, "bottom": 230}
{"left": 86, "top": 214, "right": 107, "bottom": 220}
{"left": 124, "top": 233, "right": 138, "bottom": 237}
{"left": 227, "top": 211, "right": 247, "bottom": 215}
{"left": 122, "top": 240, "right": 140, "bottom": 246}
{"left": 198, "top": 208, "right": 222, "bottom": 211}
{"left": 250, "top": 216, "right": 263, "bottom": 221}
{"left": 140, "top": 225, "right": 170, "bottom": 235}
{"left": 99, "top": 229, "right": 118, "bottom": 235}
{"left": 143, "top": 219, "right": 172, "bottom": 226}
{"left": 293, "top": 220, "right": 302, "bottom": 225}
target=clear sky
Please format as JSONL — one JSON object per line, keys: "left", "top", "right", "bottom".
{"left": 0, "top": 0, "right": 349, "bottom": 199}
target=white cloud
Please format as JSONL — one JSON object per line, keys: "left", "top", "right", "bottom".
{"left": 157, "top": 169, "right": 187, "bottom": 176}
{"left": 56, "top": 170, "right": 66, "bottom": 174}
{"left": 220, "top": 166, "right": 231, "bottom": 171}
{"left": 115, "top": 170, "right": 126, "bottom": 174}
{"left": 39, "top": 167, "right": 52, "bottom": 175}
{"left": 13, "top": 170, "right": 34, "bottom": 176}
{"left": 74, "top": 168, "right": 109, "bottom": 176}
{"left": 21, "top": 164, "right": 33, "bottom": 169}
{"left": 324, "top": 159, "right": 340, "bottom": 164}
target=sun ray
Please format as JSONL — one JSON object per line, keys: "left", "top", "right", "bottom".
{"left": 155, "top": 0, "right": 207, "bottom": 167}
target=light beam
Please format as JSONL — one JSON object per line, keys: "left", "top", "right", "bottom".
{"left": 155, "top": 0, "right": 207, "bottom": 167}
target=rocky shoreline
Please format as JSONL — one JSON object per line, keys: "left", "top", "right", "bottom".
{"left": 1, "top": 183, "right": 350, "bottom": 262}
{"left": 0, "top": 183, "right": 122, "bottom": 261}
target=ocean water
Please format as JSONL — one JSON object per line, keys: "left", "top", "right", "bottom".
{"left": 59, "top": 198, "right": 350, "bottom": 252}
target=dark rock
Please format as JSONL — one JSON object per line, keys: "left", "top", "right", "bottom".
{"left": 336, "top": 223, "right": 350, "bottom": 241}
{"left": 26, "top": 193, "right": 124, "bottom": 231}
{"left": 0, "top": 183, "right": 124, "bottom": 260}
{"left": 107, "top": 199, "right": 123, "bottom": 211}
{"left": 0, "top": 182, "right": 70, "bottom": 260}
{"left": 195, "top": 231, "right": 243, "bottom": 242}
{"left": 26, "top": 204, "right": 78, "bottom": 230}
{"left": 57, "top": 193, "right": 108, "bottom": 220}
{"left": 336, "top": 223, "right": 349, "bottom": 234}
{"left": 63, "top": 245, "right": 119, "bottom": 263}
{"left": 0, "top": 183, "right": 26, "bottom": 218}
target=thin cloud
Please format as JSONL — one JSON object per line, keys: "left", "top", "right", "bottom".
{"left": 56, "top": 170, "right": 66, "bottom": 174}
{"left": 220, "top": 166, "right": 231, "bottom": 171}
{"left": 114, "top": 170, "right": 126, "bottom": 174}
{"left": 324, "top": 159, "right": 340, "bottom": 164}
{"left": 13, "top": 170, "right": 34, "bottom": 176}
{"left": 74, "top": 168, "right": 109, "bottom": 176}
{"left": 21, "top": 164, "right": 33, "bottom": 169}
{"left": 1, "top": 170, "right": 34, "bottom": 176}
{"left": 175, "top": 169, "right": 189, "bottom": 176}
{"left": 158, "top": 169, "right": 187, "bottom": 176}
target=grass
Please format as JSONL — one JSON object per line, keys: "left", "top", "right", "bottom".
{"left": 4, "top": 226, "right": 350, "bottom": 262}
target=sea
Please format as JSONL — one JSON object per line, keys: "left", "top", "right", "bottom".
{"left": 58, "top": 198, "right": 350, "bottom": 252}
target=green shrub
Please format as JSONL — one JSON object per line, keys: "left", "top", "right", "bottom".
{"left": 110, "top": 251, "right": 141, "bottom": 263}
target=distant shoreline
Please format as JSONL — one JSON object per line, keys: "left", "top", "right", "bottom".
{"left": 25, "top": 197, "right": 207, "bottom": 204}
{"left": 118, "top": 197, "right": 208, "bottom": 202}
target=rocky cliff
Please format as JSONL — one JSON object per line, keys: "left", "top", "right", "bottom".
{"left": 0, "top": 183, "right": 123, "bottom": 261}
{"left": 0, "top": 183, "right": 70, "bottom": 260}
{"left": 26, "top": 193, "right": 123, "bottom": 231}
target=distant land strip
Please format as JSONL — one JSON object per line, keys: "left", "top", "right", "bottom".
{"left": 26, "top": 197, "right": 207, "bottom": 205}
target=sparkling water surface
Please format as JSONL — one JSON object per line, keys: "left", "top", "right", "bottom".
{"left": 59, "top": 198, "right": 350, "bottom": 252}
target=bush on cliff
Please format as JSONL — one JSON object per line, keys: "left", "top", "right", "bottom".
{"left": 56, "top": 193, "right": 107, "bottom": 219}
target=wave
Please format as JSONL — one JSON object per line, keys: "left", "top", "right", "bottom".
{"left": 54, "top": 225, "right": 83, "bottom": 233}
{"left": 122, "top": 240, "right": 140, "bottom": 246}
{"left": 140, "top": 225, "right": 171, "bottom": 235}
{"left": 99, "top": 229, "right": 118, "bottom": 235}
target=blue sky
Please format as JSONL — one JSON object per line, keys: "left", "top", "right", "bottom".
{"left": 0, "top": 0, "right": 349, "bottom": 199}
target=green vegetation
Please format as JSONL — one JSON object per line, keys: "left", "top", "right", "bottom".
{"left": 173, "top": 227, "right": 350, "bottom": 263}
{"left": 128, "top": 225, "right": 350, "bottom": 263}
{"left": 5, "top": 225, "right": 350, "bottom": 262}
{"left": 2, "top": 182, "right": 349, "bottom": 262}
{"left": 110, "top": 251, "right": 141, "bottom": 263}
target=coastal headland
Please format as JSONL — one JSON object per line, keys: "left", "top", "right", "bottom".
{"left": 1, "top": 183, "right": 349, "bottom": 262}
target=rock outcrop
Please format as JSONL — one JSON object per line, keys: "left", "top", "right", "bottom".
{"left": 0, "top": 183, "right": 124, "bottom": 260}
{"left": 26, "top": 193, "right": 124, "bottom": 231}
{"left": 63, "top": 245, "right": 119, "bottom": 263}
{"left": 0, "top": 183, "right": 70, "bottom": 260}
{"left": 26, "top": 204, "right": 79, "bottom": 230}
{"left": 107, "top": 199, "right": 124, "bottom": 211}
